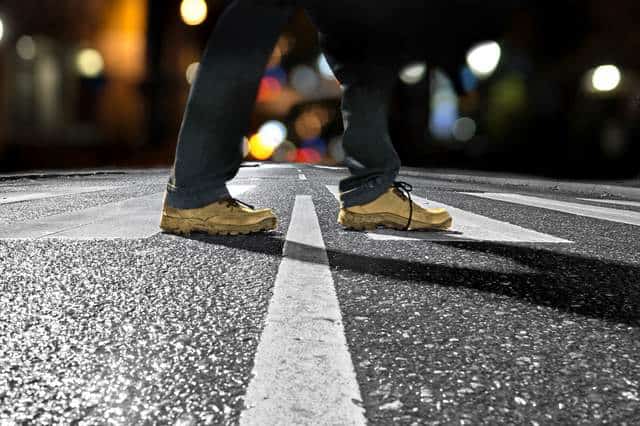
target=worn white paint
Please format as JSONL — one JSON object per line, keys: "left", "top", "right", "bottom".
{"left": 467, "top": 193, "right": 640, "bottom": 227}
{"left": 240, "top": 196, "right": 365, "bottom": 426}
{"left": 0, "top": 185, "right": 255, "bottom": 240}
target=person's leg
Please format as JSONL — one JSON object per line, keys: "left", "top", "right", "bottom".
{"left": 303, "top": 4, "right": 453, "bottom": 231}
{"left": 165, "top": 0, "right": 293, "bottom": 209}
{"left": 328, "top": 59, "right": 451, "bottom": 231}
{"left": 333, "top": 64, "right": 401, "bottom": 208}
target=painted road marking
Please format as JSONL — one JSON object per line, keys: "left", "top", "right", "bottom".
{"left": 326, "top": 186, "right": 570, "bottom": 243}
{"left": 466, "top": 193, "right": 640, "bottom": 227}
{"left": 240, "top": 196, "right": 365, "bottom": 426}
{"left": 0, "top": 185, "right": 255, "bottom": 240}
{"left": 0, "top": 186, "right": 117, "bottom": 205}
{"left": 577, "top": 198, "right": 640, "bottom": 209}
{"left": 312, "top": 165, "right": 347, "bottom": 171}
{"left": 298, "top": 174, "right": 307, "bottom": 181}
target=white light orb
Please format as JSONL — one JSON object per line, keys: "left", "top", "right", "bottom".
{"left": 399, "top": 62, "right": 427, "bottom": 85}
{"left": 186, "top": 62, "right": 200, "bottom": 85}
{"left": 258, "top": 120, "right": 288, "bottom": 148}
{"left": 181, "top": 0, "right": 208, "bottom": 26}
{"left": 466, "top": 41, "right": 501, "bottom": 78}
{"left": 591, "top": 65, "right": 621, "bottom": 92}
{"left": 76, "top": 48, "right": 104, "bottom": 78}
{"left": 0, "top": 18, "right": 4, "bottom": 43}
{"left": 16, "top": 35, "right": 37, "bottom": 60}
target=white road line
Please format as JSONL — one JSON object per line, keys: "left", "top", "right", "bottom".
{"left": 246, "top": 163, "right": 293, "bottom": 169}
{"left": 326, "top": 186, "right": 570, "bottom": 243}
{"left": 577, "top": 198, "right": 640, "bottom": 208}
{"left": 0, "top": 186, "right": 117, "bottom": 205}
{"left": 312, "top": 165, "right": 347, "bottom": 171}
{"left": 0, "top": 185, "right": 255, "bottom": 240}
{"left": 240, "top": 196, "right": 365, "bottom": 426}
{"left": 465, "top": 193, "right": 640, "bottom": 227}
{"left": 299, "top": 174, "right": 307, "bottom": 181}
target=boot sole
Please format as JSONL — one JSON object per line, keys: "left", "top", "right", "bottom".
{"left": 160, "top": 215, "right": 277, "bottom": 236}
{"left": 338, "top": 210, "right": 452, "bottom": 232}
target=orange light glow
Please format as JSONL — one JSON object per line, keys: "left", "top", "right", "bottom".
{"left": 294, "top": 111, "right": 323, "bottom": 140}
{"left": 248, "top": 134, "right": 275, "bottom": 160}
{"left": 257, "top": 76, "right": 282, "bottom": 102}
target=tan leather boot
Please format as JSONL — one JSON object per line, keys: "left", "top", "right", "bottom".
{"left": 160, "top": 197, "right": 277, "bottom": 236}
{"left": 338, "top": 183, "right": 452, "bottom": 231}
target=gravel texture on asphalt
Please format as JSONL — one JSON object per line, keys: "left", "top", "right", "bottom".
{"left": 1, "top": 166, "right": 639, "bottom": 425}
{"left": 0, "top": 174, "right": 167, "bottom": 225}
{"left": 0, "top": 172, "right": 299, "bottom": 425}
{"left": 307, "top": 169, "right": 640, "bottom": 425}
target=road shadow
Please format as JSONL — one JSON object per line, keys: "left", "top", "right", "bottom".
{"left": 182, "top": 232, "right": 640, "bottom": 327}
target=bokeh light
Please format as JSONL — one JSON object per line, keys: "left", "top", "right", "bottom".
{"left": 296, "top": 147, "right": 322, "bottom": 163}
{"left": 76, "top": 48, "right": 104, "bottom": 78}
{"left": 290, "top": 65, "right": 319, "bottom": 96}
{"left": 242, "top": 137, "right": 250, "bottom": 158}
{"left": 430, "top": 72, "right": 459, "bottom": 140}
{"left": 399, "top": 62, "right": 427, "bottom": 85}
{"left": 272, "top": 140, "right": 297, "bottom": 162}
{"left": 258, "top": 120, "right": 288, "bottom": 148}
{"left": 452, "top": 117, "right": 477, "bottom": 142}
{"left": 185, "top": 62, "right": 199, "bottom": 85}
{"left": 248, "top": 134, "right": 274, "bottom": 161}
{"left": 257, "top": 76, "right": 282, "bottom": 102}
{"left": 16, "top": 35, "right": 37, "bottom": 60}
{"left": 466, "top": 41, "right": 501, "bottom": 79}
{"left": 294, "top": 111, "right": 323, "bottom": 140}
{"left": 591, "top": 65, "right": 621, "bottom": 92}
{"left": 0, "top": 18, "right": 5, "bottom": 44}
{"left": 180, "top": 0, "right": 208, "bottom": 26}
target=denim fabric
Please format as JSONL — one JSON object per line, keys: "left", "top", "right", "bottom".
{"left": 166, "top": 0, "right": 401, "bottom": 209}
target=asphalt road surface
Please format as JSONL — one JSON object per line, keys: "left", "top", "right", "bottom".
{"left": 0, "top": 165, "right": 639, "bottom": 425}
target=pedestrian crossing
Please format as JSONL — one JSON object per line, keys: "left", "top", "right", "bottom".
{"left": 326, "top": 186, "right": 571, "bottom": 243}
{"left": 465, "top": 193, "right": 640, "bottom": 227}
{"left": 0, "top": 186, "right": 118, "bottom": 205}
{"left": 577, "top": 198, "right": 640, "bottom": 208}
{"left": 0, "top": 185, "right": 255, "bottom": 240}
{"left": 1, "top": 183, "right": 639, "bottom": 241}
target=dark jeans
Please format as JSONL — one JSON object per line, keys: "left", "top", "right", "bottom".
{"left": 166, "top": 0, "right": 401, "bottom": 209}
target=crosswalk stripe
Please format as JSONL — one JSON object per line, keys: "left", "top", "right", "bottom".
{"left": 240, "top": 195, "right": 365, "bottom": 426}
{"left": 0, "top": 185, "right": 255, "bottom": 240}
{"left": 0, "top": 186, "right": 117, "bottom": 205}
{"left": 577, "top": 198, "right": 640, "bottom": 208}
{"left": 465, "top": 193, "right": 640, "bottom": 227}
{"left": 326, "top": 186, "right": 571, "bottom": 243}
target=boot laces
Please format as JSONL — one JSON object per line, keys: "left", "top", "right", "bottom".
{"left": 224, "top": 198, "right": 255, "bottom": 210}
{"left": 392, "top": 181, "right": 414, "bottom": 231}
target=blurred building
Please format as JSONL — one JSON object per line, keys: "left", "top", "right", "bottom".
{"left": 0, "top": 0, "right": 638, "bottom": 178}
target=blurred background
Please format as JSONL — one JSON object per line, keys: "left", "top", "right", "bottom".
{"left": 0, "top": 0, "right": 638, "bottom": 178}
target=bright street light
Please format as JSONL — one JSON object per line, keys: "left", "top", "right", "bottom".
{"left": 591, "top": 65, "right": 622, "bottom": 92}
{"left": 399, "top": 62, "right": 427, "bottom": 85}
{"left": 76, "top": 48, "right": 104, "bottom": 78}
{"left": 466, "top": 41, "right": 501, "bottom": 79}
{"left": 180, "top": 0, "right": 208, "bottom": 26}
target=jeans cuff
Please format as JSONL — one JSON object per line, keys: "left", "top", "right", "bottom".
{"left": 164, "top": 180, "right": 231, "bottom": 209}
{"left": 340, "top": 173, "right": 397, "bottom": 208}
